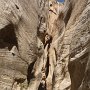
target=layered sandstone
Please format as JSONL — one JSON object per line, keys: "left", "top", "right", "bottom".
{"left": 0, "top": 0, "right": 90, "bottom": 90}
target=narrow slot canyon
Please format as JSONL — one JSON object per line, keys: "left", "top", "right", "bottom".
{"left": 0, "top": 0, "right": 89, "bottom": 90}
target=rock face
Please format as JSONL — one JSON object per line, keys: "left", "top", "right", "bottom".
{"left": 67, "top": 0, "right": 90, "bottom": 90}
{"left": 62, "top": 0, "right": 90, "bottom": 90}
{"left": 0, "top": 0, "right": 40, "bottom": 89}
{"left": 0, "top": 0, "right": 90, "bottom": 90}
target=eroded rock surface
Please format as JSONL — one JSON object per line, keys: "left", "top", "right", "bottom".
{"left": 0, "top": 0, "right": 40, "bottom": 89}
{"left": 0, "top": 0, "right": 90, "bottom": 90}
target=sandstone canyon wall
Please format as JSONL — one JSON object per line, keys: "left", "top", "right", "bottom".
{"left": 0, "top": 0, "right": 90, "bottom": 90}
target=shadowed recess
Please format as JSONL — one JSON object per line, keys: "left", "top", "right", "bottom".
{"left": 0, "top": 24, "right": 18, "bottom": 50}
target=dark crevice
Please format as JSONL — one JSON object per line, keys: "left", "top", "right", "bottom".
{"left": 14, "top": 78, "right": 25, "bottom": 84}
{"left": 27, "top": 60, "right": 36, "bottom": 84}
{"left": 49, "top": 9, "right": 57, "bottom": 15}
{"left": 15, "top": 4, "right": 19, "bottom": 9}
{"left": 0, "top": 24, "right": 18, "bottom": 50}
{"left": 46, "top": 56, "right": 49, "bottom": 78}
{"left": 44, "top": 34, "right": 53, "bottom": 77}
{"left": 44, "top": 34, "right": 52, "bottom": 48}
{"left": 38, "top": 82, "right": 46, "bottom": 90}
{"left": 64, "top": 3, "right": 72, "bottom": 26}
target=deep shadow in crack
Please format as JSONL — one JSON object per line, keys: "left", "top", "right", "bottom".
{"left": 0, "top": 24, "right": 18, "bottom": 50}
{"left": 27, "top": 60, "right": 36, "bottom": 84}
{"left": 64, "top": 3, "right": 72, "bottom": 26}
{"left": 38, "top": 82, "right": 46, "bottom": 90}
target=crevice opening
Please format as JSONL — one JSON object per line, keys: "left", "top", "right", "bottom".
{"left": 0, "top": 24, "right": 18, "bottom": 50}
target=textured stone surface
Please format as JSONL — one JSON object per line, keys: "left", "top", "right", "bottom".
{"left": 0, "top": 0, "right": 40, "bottom": 89}
{"left": 63, "top": 0, "right": 90, "bottom": 90}
{"left": 0, "top": 0, "right": 90, "bottom": 90}
{"left": 68, "top": 0, "right": 90, "bottom": 90}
